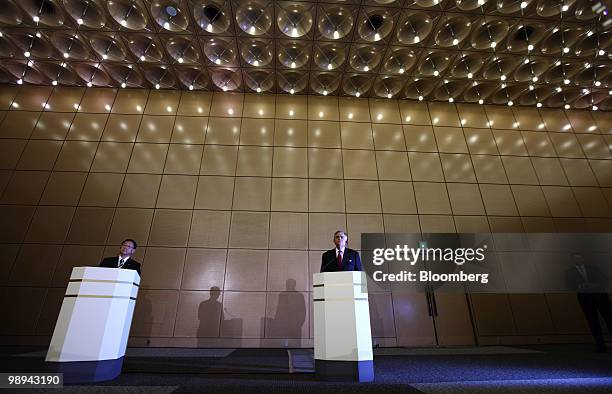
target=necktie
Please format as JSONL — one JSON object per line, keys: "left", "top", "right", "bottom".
{"left": 119, "top": 259, "right": 125, "bottom": 268}
{"left": 337, "top": 251, "right": 343, "bottom": 269}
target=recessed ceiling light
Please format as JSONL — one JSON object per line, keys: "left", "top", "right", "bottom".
{"left": 478, "top": 99, "right": 483, "bottom": 104}
{"left": 33, "top": 16, "right": 40, "bottom": 22}
{"left": 77, "top": 18, "right": 83, "bottom": 25}
{"left": 536, "top": 102, "right": 542, "bottom": 107}
{"left": 51, "top": 80, "right": 57, "bottom": 86}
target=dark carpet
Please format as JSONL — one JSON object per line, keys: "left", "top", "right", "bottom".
{"left": 1, "top": 344, "right": 611, "bottom": 393}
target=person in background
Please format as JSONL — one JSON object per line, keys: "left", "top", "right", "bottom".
{"left": 566, "top": 252, "right": 612, "bottom": 352}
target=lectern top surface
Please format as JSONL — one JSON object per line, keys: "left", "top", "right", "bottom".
{"left": 70, "top": 266, "right": 141, "bottom": 284}
{"left": 313, "top": 271, "right": 365, "bottom": 286}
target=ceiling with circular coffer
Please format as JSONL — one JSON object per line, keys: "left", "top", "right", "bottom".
{"left": 0, "top": 0, "right": 611, "bottom": 109}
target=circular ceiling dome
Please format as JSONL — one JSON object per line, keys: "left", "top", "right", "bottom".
{"left": 240, "top": 39, "right": 273, "bottom": 67}
{"left": 311, "top": 72, "right": 341, "bottom": 95}
{"left": 277, "top": 3, "right": 313, "bottom": 38}
{"left": 450, "top": 53, "right": 487, "bottom": 78}
{"left": 88, "top": 33, "right": 127, "bottom": 61}
{"left": 462, "top": 82, "right": 498, "bottom": 103}
{"left": 150, "top": 0, "right": 189, "bottom": 32}
{"left": 434, "top": 15, "right": 472, "bottom": 47}
{"left": 536, "top": 0, "right": 576, "bottom": 17}
{"left": 74, "top": 62, "right": 111, "bottom": 86}
{"left": 63, "top": 0, "right": 106, "bottom": 28}
{"left": 126, "top": 35, "right": 164, "bottom": 62}
{"left": 106, "top": 63, "right": 144, "bottom": 87}
{"left": 37, "top": 61, "right": 80, "bottom": 85}
{"left": 0, "top": 0, "right": 23, "bottom": 26}
{"left": 374, "top": 75, "right": 405, "bottom": 98}
{"left": 383, "top": 48, "right": 417, "bottom": 74}
{"left": 404, "top": 78, "right": 437, "bottom": 100}
{"left": 342, "top": 74, "right": 373, "bottom": 97}
{"left": 417, "top": 51, "right": 452, "bottom": 77}
{"left": 244, "top": 69, "right": 274, "bottom": 92}
{"left": 456, "top": 0, "right": 490, "bottom": 11}
{"left": 317, "top": 6, "right": 353, "bottom": 40}
{"left": 349, "top": 45, "right": 382, "bottom": 72}
{"left": 506, "top": 22, "right": 547, "bottom": 52}
{"left": 539, "top": 27, "right": 582, "bottom": 56}
{"left": 396, "top": 12, "right": 433, "bottom": 44}
{"left": 313, "top": 43, "right": 346, "bottom": 71}
{"left": 50, "top": 31, "right": 91, "bottom": 60}
{"left": 496, "top": 0, "right": 534, "bottom": 14}
{"left": 20, "top": 0, "right": 65, "bottom": 27}
{"left": 482, "top": 55, "right": 518, "bottom": 80}
{"left": 107, "top": 0, "right": 148, "bottom": 30}
{"left": 517, "top": 85, "right": 555, "bottom": 105}
{"left": 203, "top": 38, "right": 236, "bottom": 66}
{"left": 357, "top": 9, "right": 394, "bottom": 42}
{"left": 278, "top": 41, "right": 310, "bottom": 69}
{"left": 194, "top": 1, "right": 230, "bottom": 33}
{"left": 513, "top": 59, "right": 550, "bottom": 82}
{"left": 7, "top": 31, "right": 54, "bottom": 59}
{"left": 211, "top": 68, "right": 241, "bottom": 91}
{"left": 141, "top": 64, "right": 177, "bottom": 88}
{"left": 489, "top": 84, "right": 526, "bottom": 104}
{"left": 278, "top": 70, "right": 307, "bottom": 94}
{"left": 470, "top": 19, "right": 509, "bottom": 50}
{"left": 3, "top": 60, "right": 47, "bottom": 84}
{"left": 235, "top": 1, "right": 272, "bottom": 36}
{"left": 175, "top": 66, "right": 209, "bottom": 90}
{"left": 434, "top": 80, "right": 469, "bottom": 101}
{"left": 544, "top": 61, "right": 581, "bottom": 84}
{"left": 165, "top": 36, "right": 200, "bottom": 64}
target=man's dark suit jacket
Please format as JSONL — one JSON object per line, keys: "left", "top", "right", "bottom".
{"left": 320, "top": 248, "right": 362, "bottom": 272}
{"left": 99, "top": 257, "right": 141, "bottom": 276}
{"left": 565, "top": 264, "right": 608, "bottom": 293}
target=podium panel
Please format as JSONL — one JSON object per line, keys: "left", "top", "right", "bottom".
{"left": 313, "top": 271, "right": 374, "bottom": 382}
{"left": 46, "top": 267, "right": 140, "bottom": 382}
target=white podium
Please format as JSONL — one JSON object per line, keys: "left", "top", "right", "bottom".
{"left": 313, "top": 271, "right": 374, "bottom": 382}
{"left": 46, "top": 267, "right": 140, "bottom": 382}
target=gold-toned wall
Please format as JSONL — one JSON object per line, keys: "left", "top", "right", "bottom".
{"left": 0, "top": 85, "right": 611, "bottom": 347}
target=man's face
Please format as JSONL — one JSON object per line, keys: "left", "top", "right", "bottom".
{"left": 334, "top": 232, "right": 347, "bottom": 249}
{"left": 120, "top": 241, "right": 136, "bottom": 257}
{"left": 573, "top": 254, "right": 585, "bottom": 266}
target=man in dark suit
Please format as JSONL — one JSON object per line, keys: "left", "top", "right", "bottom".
{"left": 99, "top": 238, "right": 141, "bottom": 276}
{"left": 320, "top": 230, "right": 362, "bottom": 272}
{"left": 565, "top": 252, "right": 612, "bottom": 352}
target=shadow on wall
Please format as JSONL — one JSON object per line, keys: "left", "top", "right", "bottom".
{"left": 132, "top": 296, "right": 152, "bottom": 343}
{"left": 266, "top": 278, "right": 307, "bottom": 340}
{"left": 197, "top": 286, "right": 235, "bottom": 344}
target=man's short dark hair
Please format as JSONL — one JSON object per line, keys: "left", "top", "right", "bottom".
{"left": 334, "top": 230, "right": 347, "bottom": 238}
{"left": 122, "top": 239, "right": 138, "bottom": 249}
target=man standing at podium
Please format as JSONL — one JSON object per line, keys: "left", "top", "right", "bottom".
{"left": 321, "top": 230, "right": 362, "bottom": 272}
{"left": 99, "top": 239, "right": 142, "bottom": 275}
